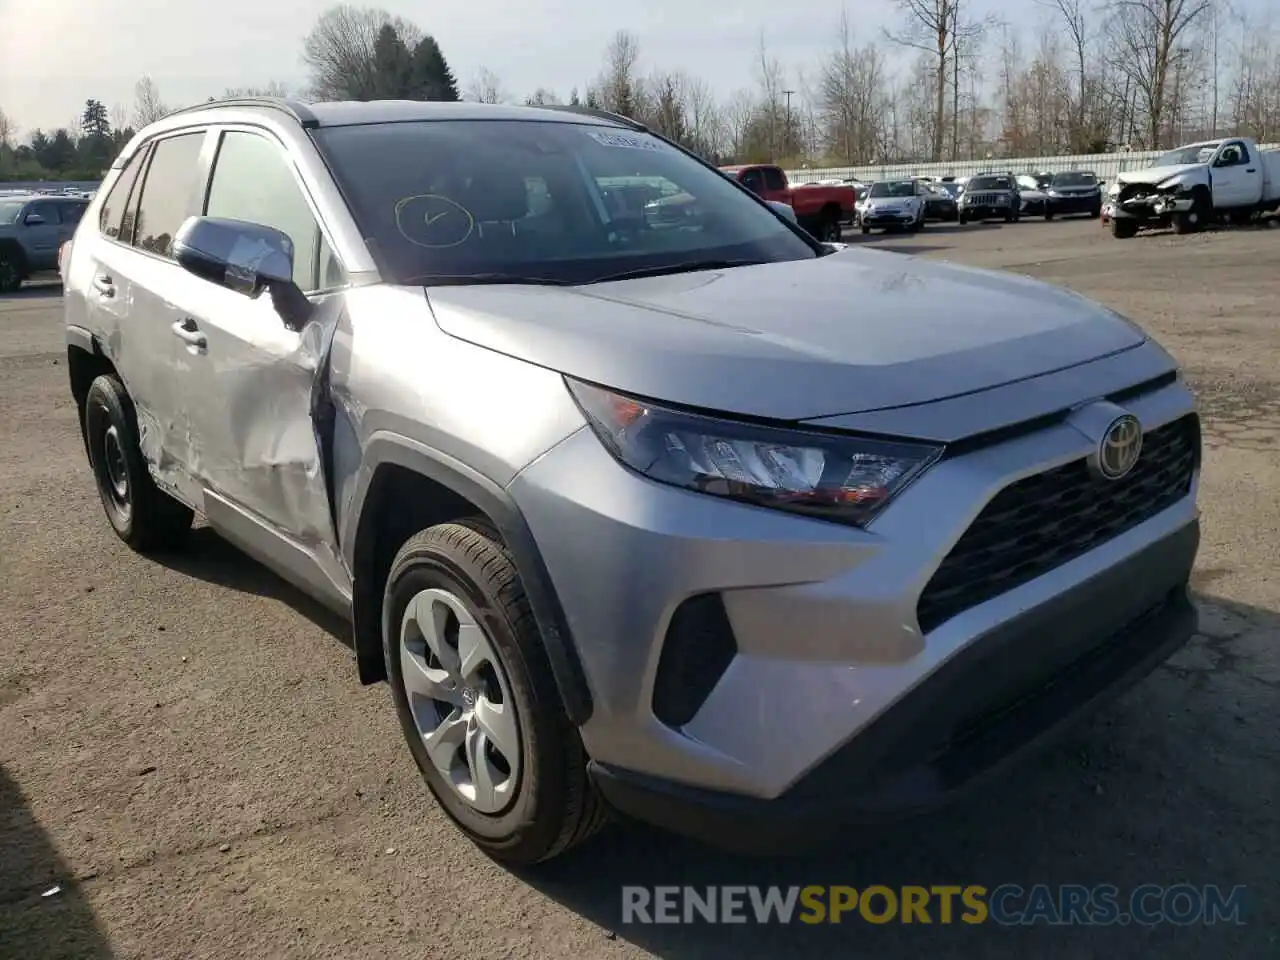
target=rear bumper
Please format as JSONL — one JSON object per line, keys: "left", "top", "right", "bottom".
{"left": 591, "top": 519, "right": 1199, "bottom": 854}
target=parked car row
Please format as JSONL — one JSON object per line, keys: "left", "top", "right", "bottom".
{"left": 846, "top": 170, "right": 1104, "bottom": 235}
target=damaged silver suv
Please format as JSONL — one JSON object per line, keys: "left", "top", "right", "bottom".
{"left": 63, "top": 98, "right": 1202, "bottom": 864}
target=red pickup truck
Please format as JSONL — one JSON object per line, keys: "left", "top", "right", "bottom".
{"left": 719, "top": 164, "right": 857, "bottom": 241}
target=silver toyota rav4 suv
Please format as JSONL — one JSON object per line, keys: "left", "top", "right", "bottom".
{"left": 63, "top": 98, "right": 1201, "bottom": 864}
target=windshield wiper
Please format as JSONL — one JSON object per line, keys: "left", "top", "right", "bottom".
{"left": 583, "top": 259, "right": 771, "bottom": 285}
{"left": 405, "top": 272, "right": 574, "bottom": 287}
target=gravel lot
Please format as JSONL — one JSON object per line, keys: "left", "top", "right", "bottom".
{"left": 2, "top": 218, "right": 1277, "bottom": 959}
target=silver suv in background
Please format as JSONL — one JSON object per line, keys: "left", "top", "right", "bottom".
{"left": 63, "top": 98, "right": 1201, "bottom": 863}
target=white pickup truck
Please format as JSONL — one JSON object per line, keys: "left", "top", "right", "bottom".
{"left": 1105, "top": 136, "right": 1280, "bottom": 238}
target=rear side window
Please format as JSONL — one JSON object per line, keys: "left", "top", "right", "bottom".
{"left": 204, "top": 130, "right": 338, "bottom": 292}
{"left": 61, "top": 201, "right": 88, "bottom": 225}
{"left": 25, "top": 200, "right": 62, "bottom": 223}
{"left": 99, "top": 150, "right": 148, "bottom": 240}
{"left": 132, "top": 132, "right": 205, "bottom": 258}
{"left": 762, "top": 168, "right": 786, "bottom": 191}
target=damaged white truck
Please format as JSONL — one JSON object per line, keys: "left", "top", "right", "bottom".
{"left": 1106, "top": 136, "right": 1280, "bottom": 238}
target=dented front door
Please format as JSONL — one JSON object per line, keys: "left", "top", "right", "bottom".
{"left": 170, "top": 284, "right": 340, "bottom": 551}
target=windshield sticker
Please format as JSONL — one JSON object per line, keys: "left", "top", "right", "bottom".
{"left": 587, "top": 130, "right": 663, "bottom": 152}
{"left": 394, "top": 194, "right": 475, "bottom": 248}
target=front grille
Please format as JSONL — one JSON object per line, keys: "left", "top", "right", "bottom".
{"left": 916, "top": 415, "right": 1199, "bottom": 633}
{"left": 966, "top": 193, "right": 1007, "bottom": 205}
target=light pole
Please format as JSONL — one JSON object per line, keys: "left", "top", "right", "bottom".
{"left": 783, "top": 89, "right": 795, "bottom": 157}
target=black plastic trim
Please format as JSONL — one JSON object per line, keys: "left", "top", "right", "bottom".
{"left": 351, "top": 436, "right": 593, "bottom": 725}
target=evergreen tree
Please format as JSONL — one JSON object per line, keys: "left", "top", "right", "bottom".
{"left": 371, "top": 23, "right": 413, "bottom": 98}
{"left": 409, "top": 36, "right": 460, "bottom": 101}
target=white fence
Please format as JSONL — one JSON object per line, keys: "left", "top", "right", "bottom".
{"left": 784, "top": 144, "right": 1280, "bottom": 184}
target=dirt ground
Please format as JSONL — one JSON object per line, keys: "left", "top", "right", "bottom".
{"left": 2, "top": 218, "right": 1277, "bottom": 959}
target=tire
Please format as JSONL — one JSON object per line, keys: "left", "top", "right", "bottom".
{"left": 860, "top": 223, "right": 871, "bottom": 235}
{"left": 819, "top": 214, "right": 842, "bottom": 242}
{"left": 84, "top": 374, "right": 194, "bottom": 551}
{"left": 1173, "top": 190, "right": 1210, "bottom": 234}
{"left": 958, "top": 212, "right": 968, "bottom": 225}
{"left": 1110, "top": 217, "right": 1138, "bottom": 239}
{"left": 1045, "top": 208, "right": 1055, "bottom": 221}
{"left": 1089, "top": 205, "right": 1101, "bottom": 219}
{"left": 384, "top": 522, "right": 608, "bottom": 865}
{"left": 0, "top": 249, "right": 23, "bottom": 294}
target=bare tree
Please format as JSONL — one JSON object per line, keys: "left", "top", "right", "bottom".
{"left": 722, "top": 89, "right": 758, "bottom": 160}
{"left": 302, "top": 5, "right": 421, "bottom": 100}
{"left": 1107, "top": 0, "right": 1212, "bottom": 148}
{"left": 525, "top": 88, "right": 561, "bottom": 105}
{"left": 224, "top": 81, "right": 291, "bottom": 98}
{"left": 132, "top": 76, "right": 169, "bottom": 127}
{"left": 754, "top": 34, "right": 791, "bottom": 159}
{"left": 681, "top": 74, "right": 725, "bottom": 158}
{"left": 885, "top": 0, "right": 956, "bottom": 160}
{"left": 466, "top": 66, "right": 508, "bottom": 104}
{"left": 819, "top": 11, "right": 890, "bottom": 164}
{"left": 594, "top": 30, "right": 646, "bottom": 118}
{"left": 0, "top": 106, "right": 14, "bottom": 148}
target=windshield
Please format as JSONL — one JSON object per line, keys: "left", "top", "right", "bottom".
{"left": 1051, "top": 171, "right": 1098, "bottom": 187}
{"left": 1155, "top": 143, "right": 1219, "bottom": 166}
{"left": 313, "top": 120, "right": 816, "bottom": 285}
{"left": 869, "top": 180, "right": 916, "bottom": 198}
{"left": 0, "top": 201, "right": 26, "bottom": 225}
{"left": 936, "top": 182, "right": 961, "bottom": 197}
{"left": 967, "top": 176, "right": 1012, "bottom": 190}
{"left": 1016, "top": 176, "right": 1042, "bottom": 191}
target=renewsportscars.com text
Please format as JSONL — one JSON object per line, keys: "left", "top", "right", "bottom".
{"left": 621, "top": 884, "right": 1247, "bottom": 926}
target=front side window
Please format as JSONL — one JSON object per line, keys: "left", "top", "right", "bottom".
{"left": 99, "top": 148, "right": 148, "bottom": 240}
{"left": 25, "top": 200, "right": 61, "bottom": 223}
{"left": 132, "top": 132, "right": 205, "bottom": 257}
{"left": 762, "top": 167, "right": 786, "bottom": 191}
{"left": 205, "top": 130, "right": 340, "bottom": 292}
{"left": 312, "top": 121, "right": 816, "bottom": 285}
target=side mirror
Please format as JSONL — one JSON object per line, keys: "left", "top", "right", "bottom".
{"left": 24, "top": 213, "right": 46, "bottom": 226}
{"left": 173, "top": 216, "right": 312, "bottom": 331}
{"left": 767, "top": 200, "right": 798, "bottom": 224}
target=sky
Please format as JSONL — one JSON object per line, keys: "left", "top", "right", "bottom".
{"left": 0, "top": 0, "right": 1267, "bottom": 136}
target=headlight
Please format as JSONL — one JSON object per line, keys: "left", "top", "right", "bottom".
{"left": 1108, "top": 182, "right": 1121, "bottom": 196}
{"left": 566, "top": 379, "right": 942, "bottom": 527}
{"left": 1047, "top": 189, "right": 1061, "bottom": 197}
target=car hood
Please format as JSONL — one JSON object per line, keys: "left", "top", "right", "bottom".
{"left": 424, "top": 249, "right": 1147, "bottom": 422}
{"left": 1116, "top": 163, "right": 1204, "bottom": 186}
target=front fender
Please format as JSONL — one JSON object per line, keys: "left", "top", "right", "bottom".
{"left": 347, "top": 431, "right": 594, "bottom": 724}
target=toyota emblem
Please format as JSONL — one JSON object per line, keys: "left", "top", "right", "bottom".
{"left": 1091, "top": 414, "right": 1143, "bottom": 481}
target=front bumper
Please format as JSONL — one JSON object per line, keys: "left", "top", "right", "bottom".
{"left": 592, "top": 524, "right": 1197, "bottom": 852}
{"left": 1048, "top": 193, "right": 1103, "bottom": 214}
{"left": 861, "top": 210, "right": 917, "bottom": 228}
{"left": 507, "top": 375, "right": 1200, "bottom": 817}
{"left": 960, "top": 202, "right": 1013, "bottom": 219}
{"left": 1110, "top": 190, "right": 1193, "bottom": 220}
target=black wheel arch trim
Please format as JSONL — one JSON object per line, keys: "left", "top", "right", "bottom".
{"left": 347, "top": 432, "right": 593, "bottom": 725}
{"left": 67, "top": 323, "right": 97, "bottom": 354}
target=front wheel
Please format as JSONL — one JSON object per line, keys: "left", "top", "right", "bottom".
{"left": 384, "top": 522, "right": 608, "bottom": 865}
{"left": 0, "top": 250, "right": 24, "bottom": 294}
{"left": 84, "top": 374, "right": 193, "bottom": 551}
{"left": 860, "top": 223, "right": 871, "bottom": 234}
{"left": 1110, "top": 217, "right": 1138, "bottom": 239}
{"left": 1174, "top": 191, "right": 1211, "bottom": 234}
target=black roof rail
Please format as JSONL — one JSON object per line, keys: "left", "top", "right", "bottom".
{"left": 165, "top": 96, "right": 319, "bottom": 128}
{"left": 531, "top": 103, "right": 647, "bottom": 131}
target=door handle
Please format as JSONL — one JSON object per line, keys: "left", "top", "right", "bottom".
{"left": 92, "top": 274, "right": 115, "bottom": 298}
{"left": 1246, "top": 168, "right": 1256, "bottom": 173}
{"left": 171, "top": 318, "right": 207, "bottom": 349}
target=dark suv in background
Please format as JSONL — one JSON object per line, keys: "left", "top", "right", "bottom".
{"left": 0, "top": 194, "right": 89, "bottom": 292}
{"left": 1045, "top": 171, "right": 1104, "bottom": 219}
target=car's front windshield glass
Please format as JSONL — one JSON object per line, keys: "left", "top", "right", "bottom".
{"left": 968, "top": 176, "right": 1011, "bottom": 190}
{"left": 1156, "top": 143, "right": 1219, "bottom": 166}
{"left": 0, "top": 201, "right": 26, "bottom": 224}
{"left": 869, "top": 180, "right": 915, "bottom": 198}
{"left": 1052, "top": 172, "right": 1097, "bottom": 187}
{"left": 313, "top": 120, "right": 817, "bottom": 285}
